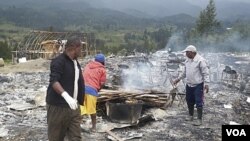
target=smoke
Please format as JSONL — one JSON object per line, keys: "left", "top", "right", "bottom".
{"left": 164, "top": 29, "right": 250, "bottom": 53}
{"left": 121, "top": 61, "right": 153, "bottom": 90}
{"left": 119, "top": 27, "right": 250, "bottom": 91}
{"left": 165, "top": 32, "right": 186, "bottom": 52}
{"left": 221, "top": 31, "right": 250, "bottom": 52}
{"left": 118, "top": 33, "right": 186, "bottom": 91}
{"left": 188, "top": 30, "right": 250, "bottom": 84}
{"left": 195, "top": 31, "right": 250, "bottom": 53}
{"left": 120, "top": 56, "right": 180, "bottom": 92}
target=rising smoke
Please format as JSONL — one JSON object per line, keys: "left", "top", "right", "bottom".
{"left": 119, "top": 28, "right": 250, "bottom": 92}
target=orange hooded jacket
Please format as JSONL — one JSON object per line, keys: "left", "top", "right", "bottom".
{"left": 82, "top": 60, "right": 106, "bottom": 93}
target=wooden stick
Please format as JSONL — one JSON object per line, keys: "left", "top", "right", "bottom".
{"left": 106, "top": 130, "right": 124, "bottom": 141}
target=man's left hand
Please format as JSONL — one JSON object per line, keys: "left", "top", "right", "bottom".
{"left": 204, "top": 85, "right": 209, "bottom": 93}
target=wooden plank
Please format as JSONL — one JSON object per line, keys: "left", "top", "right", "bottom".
{"left": 7, "top": 103, "right": 37, "bottom": 111}
{"left": 106, "top": 130, "right": 124, "bottom": 141}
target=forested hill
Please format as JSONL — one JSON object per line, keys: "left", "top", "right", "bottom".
{"left": 0, "top": 0, "right": 197, "bottom": 31}
{"left": 0, "top": 1, "right": 145, "bottom": 30}
{"left": 0, "top": 6, "right": 153, "bottom": 30}
{"left": 1, "top": 0, "right": 250, "bottom": 31}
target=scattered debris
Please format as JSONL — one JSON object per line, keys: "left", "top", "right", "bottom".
{"left": 223, "top": 104, "right": 232, "bottom": 109}
{"left": 144, "top": 108, "right": 168, "bottom": 121}
{"left": 106, "top": 130, "right": 124, "bottom": 141}
{"left": 247, "top": 97, "right": 250, "bottom": 103}
{"left": 107, "top": 131, "right": 143, "bottom": 141}
{"left": 0, "top": 53, "right": 249, "bottom": 140}
{"left": 0, "top": 127, "right": 8, "bottom": 137}
{"left": 229, "top": 121, "right": 241, "bottom": 125}
{"left": 7, "top": 102, "right": 37, "bottom": 111}
{"left": 232, "top": 97, "right": 250, "bottom": 124}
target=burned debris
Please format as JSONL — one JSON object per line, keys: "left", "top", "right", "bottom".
{"left": 0, "top": 51, "right": 250, "bottom": 140}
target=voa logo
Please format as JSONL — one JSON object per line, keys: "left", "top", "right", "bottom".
{"left": 226, "top": 129, "right": 246, "bottom": 136}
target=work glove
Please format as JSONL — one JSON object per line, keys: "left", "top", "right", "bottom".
{"left": 61, "top": 91, "right": 78, "bottom": 110}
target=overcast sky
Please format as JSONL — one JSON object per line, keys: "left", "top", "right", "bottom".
{"left": 187, "top": 0, "right": 250, "bottom": 7}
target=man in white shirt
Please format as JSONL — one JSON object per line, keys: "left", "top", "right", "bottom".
{"left": 174, "top": 45, "right": 209, "bottom": 126}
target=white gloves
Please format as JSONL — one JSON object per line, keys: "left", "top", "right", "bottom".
{"left": 61, "top": 91, "right": 78, "bottom": 110}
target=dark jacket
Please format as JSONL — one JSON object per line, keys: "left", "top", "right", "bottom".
{"left": 46, "top": 53, "right": 85, "bottom": 107}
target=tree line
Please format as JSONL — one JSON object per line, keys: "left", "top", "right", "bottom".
{"left": 1, "top": 0, "right": 250, "bottom": 60}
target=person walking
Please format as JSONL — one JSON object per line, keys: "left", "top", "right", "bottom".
{"left": 80, "top": 53, "right": 106, "bottom": 132}
{"left": 174, "top": 45, "right": 209, "bottom": 126}
{"left": 46, "top": 36, "right": 85, "bottom": 141}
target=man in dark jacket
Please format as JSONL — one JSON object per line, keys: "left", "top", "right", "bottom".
{"left": 46, "top": 36, "right": 85, "bottom": 141}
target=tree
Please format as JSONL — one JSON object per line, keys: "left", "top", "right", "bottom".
{"left": 149, "top": 27, "right": 172, "bottom": 50}
{"left": 0, "top": 41, "right": 12, "bottom": 59}
{"left": 195, "top": 0, "right": 221, "bottom": 36}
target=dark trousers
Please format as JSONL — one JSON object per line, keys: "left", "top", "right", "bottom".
{"left": 186, "top": 83, "right": 204, "bottom": 108}
{"left": 47, "top": 104, "right": 82, "bottom": 141}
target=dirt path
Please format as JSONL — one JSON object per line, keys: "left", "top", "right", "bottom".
{"left": 0, "top": 58, "right": 50, "bottom": 74}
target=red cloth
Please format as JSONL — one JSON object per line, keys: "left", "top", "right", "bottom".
{"left": 82, "top": 61, "right": 106, "bottom": 91}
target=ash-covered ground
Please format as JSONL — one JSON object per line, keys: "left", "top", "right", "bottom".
{"left": 0, "top": 53, "right": 249, "bottom": 141}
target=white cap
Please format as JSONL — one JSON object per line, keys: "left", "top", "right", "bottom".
{"left": 182, "top": 45, "right": 197, "bottom": 52}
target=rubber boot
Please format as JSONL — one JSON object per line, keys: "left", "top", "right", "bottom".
{"left": 185, "top": 105, "right": 194, "bottom": 121}
{"left": 193, "top": 107, "right": 202, "bottom": 126}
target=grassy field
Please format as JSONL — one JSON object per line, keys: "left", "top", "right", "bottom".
{"left": 0, "top": 23, "right": 30, "bottom": 42}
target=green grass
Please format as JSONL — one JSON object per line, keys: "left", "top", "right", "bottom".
{"left": 0, "top": 23, "right": 30, "bottom": 41}
{"left": 2, "top": 59, "right": 12, "bottom": 64}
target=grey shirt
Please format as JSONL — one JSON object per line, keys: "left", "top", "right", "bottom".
{"left": 178, "top": 53, "right": 210, "bottom": 87}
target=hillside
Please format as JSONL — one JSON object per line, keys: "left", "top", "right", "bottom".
{"left": 0, "top": 0, "right": 198, "bottom": 31}
{"left": 160, "top": 14, "right": 196, "bottom": 28}
{"left": 0, "top": 6, "right": 154, "bottom": 31}
{"left": 0, "top": 0, "right": 249, "bottom": 30}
